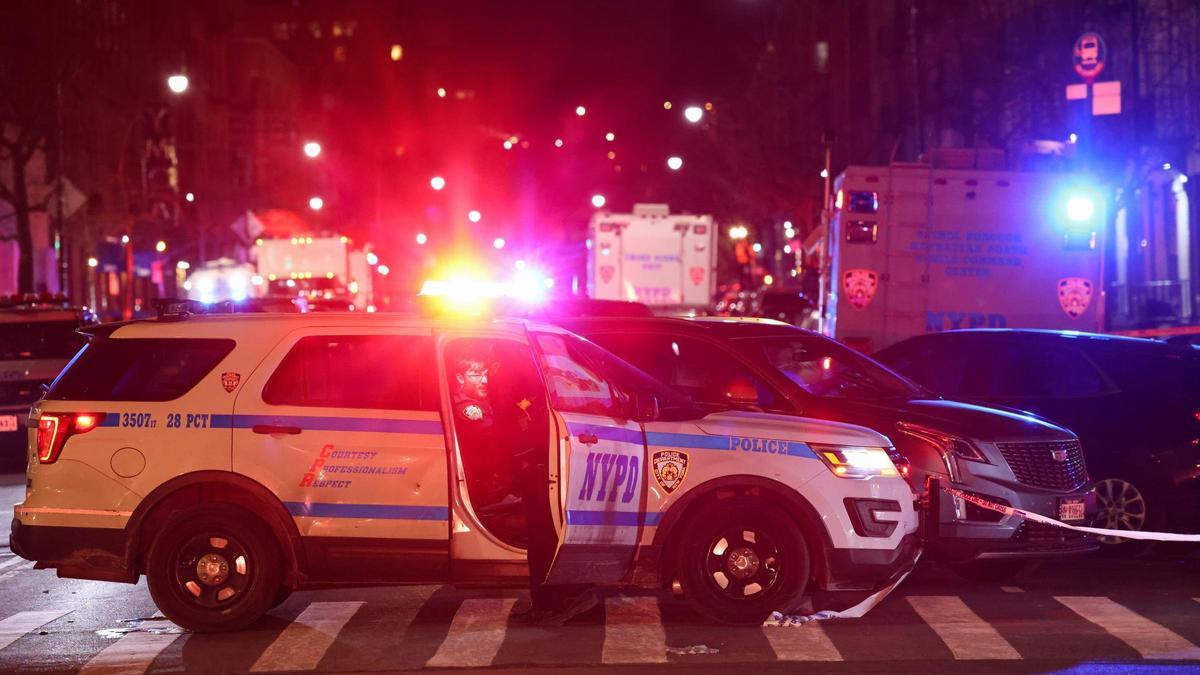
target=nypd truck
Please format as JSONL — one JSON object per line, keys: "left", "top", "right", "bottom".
{"left": 821, "top": 162, "right": 1105, "bottom": 352}
{"left": 11, "top": 308, "right": 917, "bottom": 631}
{"left": 587, "top": 203, "right": 717, "bottom": 313}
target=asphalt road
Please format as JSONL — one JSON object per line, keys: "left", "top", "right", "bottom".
{"left": 4, "top": 475, "right": 1200, "bottom": 674}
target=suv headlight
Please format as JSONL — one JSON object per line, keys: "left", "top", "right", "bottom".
{"left": 812, "top": 445, "right": 899, "bottom": 479}
{"left": 896, "top": 422, "right": 989, "bottom": 482}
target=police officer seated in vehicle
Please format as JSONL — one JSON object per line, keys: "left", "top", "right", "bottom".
{"left": 451, "top": 350, "right": 522, "bottom": 530}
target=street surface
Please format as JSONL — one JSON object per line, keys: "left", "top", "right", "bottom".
{"left": 3, "top": 475, "right": 1200, "bottom": 673}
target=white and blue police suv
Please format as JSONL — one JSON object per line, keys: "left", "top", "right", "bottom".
{"left": 11, "top": 308, "right": 918, "bottom": 631}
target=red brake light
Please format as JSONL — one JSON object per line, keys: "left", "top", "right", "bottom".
{"left": 36, "top": 413, "right": 105, "bottom": 464}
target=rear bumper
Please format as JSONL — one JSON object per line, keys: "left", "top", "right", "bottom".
{"left": 9, "top": 518, "right": 135, "bottom": 583}
{"left": 819, "top": 532, "right": 922, "bottom": 591}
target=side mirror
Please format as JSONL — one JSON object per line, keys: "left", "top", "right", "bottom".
{"left": 723, "top": 377, "right": 760, "bottom": 406}
{"left": 630, "top": 391, "right": 659, "bottom": 423}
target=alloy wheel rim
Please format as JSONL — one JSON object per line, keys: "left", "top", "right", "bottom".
{"left": 1092, "top": 478, "right": 1147, "bottom": 545}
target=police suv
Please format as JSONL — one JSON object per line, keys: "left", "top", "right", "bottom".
{"left": 11, "top": 308, "right": 918, "bottom": 631}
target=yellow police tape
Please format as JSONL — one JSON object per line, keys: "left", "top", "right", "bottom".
{"left": 943, "top": 485, "right": 1200, "bottom": 542}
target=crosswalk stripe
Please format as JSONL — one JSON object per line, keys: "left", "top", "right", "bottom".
{"left": 0, "top": 610, "right": 72, "bottom": 651}
{"left": 602, "top": 596, "right": 667, "bottom": 664}
{"left": 250, "top": 601, "right": 364, "bottom": 672}
{"left": 1000, "top": 586, "right": 1024, "bottom": 593}
{"left": 1057, "top": 596, "right": 1200, "bottom": 660}
{"left": 0, "top": 561, "right": 34, "bottom": 583}
{"left": 425, "top": 598, "right": 517, "bottom": 669}
{"left": 907, "top": 596, "right": 1021, "bottom": 660}
{"left": 0, "top": 556, "right": 26, "bottom": 573}
{"left": 79, "top": 613, "right": 181, "bottom": 675}
{"left": 763, "top": 622, "right": 842, "bottom": 661}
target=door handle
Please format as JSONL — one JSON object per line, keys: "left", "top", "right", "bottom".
{"left": 252, "top": 424, "right": 302, "bottom": 435}
{"left": 577, "top": 432, "right": 599, "bottom": 445}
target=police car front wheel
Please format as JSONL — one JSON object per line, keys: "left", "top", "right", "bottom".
{"left": 146, "top": 505, "right": 283, "bottom": 633}
{"left": 677, "top": 498, "right": 810, "bottom": 625}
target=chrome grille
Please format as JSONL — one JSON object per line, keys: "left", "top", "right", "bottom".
{"left": 997, "top": 439, "right": 1087, "bottom": 491}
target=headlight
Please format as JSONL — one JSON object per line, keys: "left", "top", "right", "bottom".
{"left": 895, "top": 422, "right": 989, "bottom": 463}
{"left": 813, "top": 445, "right": 899, "bottom": 479}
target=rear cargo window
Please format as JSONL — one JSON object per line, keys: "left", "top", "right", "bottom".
{"left": 47, "top": 338, "right": 235, "bottom": 401}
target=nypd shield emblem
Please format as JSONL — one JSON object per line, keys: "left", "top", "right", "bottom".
{"left": 1058, "top": 277, "right": 1093, "bottom": 319}
{"left": 652, "top": 450, "right": 689, "bottom": 495}
{"left": 843, "top": 269, "right": 879, "bottom": 310}
{"left": 221, "top": 372, "right": 241, "bottom": 393}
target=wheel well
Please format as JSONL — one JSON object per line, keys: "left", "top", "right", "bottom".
{"left": 655, "top": 477, "right": 831, "bottom": 589}
{"left": 128, "top": 472, "right": 304, "bottom": 588}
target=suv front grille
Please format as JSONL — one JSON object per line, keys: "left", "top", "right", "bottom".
{"left": 997, "top": 440, "right": 1087, "bottom": 491}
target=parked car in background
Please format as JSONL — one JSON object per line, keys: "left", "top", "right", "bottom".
{"left": 559, "top": 317, "right": 1097, "bottom": 581}
{"left": 0, "top": 296, "right": 90, "bottom": 469}
{"left": 755, "top": 288, "right": 816, "bottom": 328}
{"left": 876, "top": 329, "right": 1200, "bottom": 555}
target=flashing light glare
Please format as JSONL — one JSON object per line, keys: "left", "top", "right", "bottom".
{"left": 183, "top": 281, "right": 192, "bottom": 291}
{"left": 752, "top": 242, "right": 763, "bottom": 253}
{"left": 367, "top": 305, "right": 377, "bottom": 313}
{"left": 155, "top": 240, "right": 167, "bottom": 253}
{"left": 493, "top": 237, "right": 506, "bottom": 249}
{"left": 554, "top": 138, "right": 564, "bottom": 147}
{"left": 1068, "top": 133, "right": 1079, "bottom": 143}
{"left": 366, "top": 251, "right": 379, "bottom": 266}
{"left": 575, "top": 105, "right": 586, "bottom": 116}
{"left": 166, "top": 74, "right": 189, "bottom": 94}
{"left": 176, "top": 260, "right": 190, "bottom": 270}
{"left": 390, "top": 44, "right": 403, "bottom": 61}
{"left": 430, "top": 176, "right": 446, "bottom": 190}
{"left": 308, "top": 196, "right": 324, "bottom": 211}
{"left": 544, "top": 277, "right": 555, "bottom": 289}
{"left": 325, "top": 272, "right": 335, "bottom": 279}
{"left": 729, "top": 225, "right": 749, "bottom": 240}
{"left": 663, "top": 101, "right": 672, "bottom": 110}
{"left": 822, "top": 356, "right": 833, "bottom": 370}
{"left": 87, "top": 257, "right": 98, "bottom": 268}
{"left": 340, "top": 235, "right": 349, "bottom": 244}
{"left": 303, "top": 141, "right": 322, "bottom": 158}
{"left": 437, "top": 87, "right": 447, "bottom": 98}
{"left": 591, "top": 194, "right": 606, "bottom": 208}
{"left": 74, "top": 414, "right": 99, "bottom": 432}
{"left": 683, "top": 106, "right": 703, "bottom": 123}
{"left": 120, "top": 234, "right": 130, "bottom": 245}
{"left": 1163, "top": 163, "right": 1173, "bottom": 171}
{"left": 605, "top": 132, "right": 615, "bottom": 142}
{"left": 763, "top": 274, "right": 774, "bottom": 286}
{"left": 415, "top": 232, "right": 428, "bottom": 245}
{"left": 783, "top": 244, "right": 792, "bottom": 254}
{"left": 185, "top": 192, "right": 195, "bottom": 202}
{"left": 251, "top": 275, "right": 264, "bottom": 286}
{"left": 667, "top": 156, "right": 683, "bottom": 171}
{"left": 783, "top": 220, "right": 793, "bottom": 229}
{"left": 820, "top": 168, "right": 829, "bottom": 179}
{"left": 835, "top": 189, "right": 844, "bottom": 209}
{"left": 503, "top": 140, "right": 513, "bottom": 150}
{"left": 267, "top": 273, "right": 277, "bottom": 281}
{"left": 1065, "top": 195, "right": 1096, "bottom": 222}
{"left": 377, "top": 264, "right": 390, "bottom": 276}
{"left": 468, "top": 210, "right": 482, "bottom": 223}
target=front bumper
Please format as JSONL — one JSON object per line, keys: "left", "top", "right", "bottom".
{"left": 819, "top": 532, "right": 922, "bottom": 591}
{"left": 9, "top": 518, "right": 135, "bottom": 583}
{"left": 921, "top": 478, "right": 1098, "bottom": 561}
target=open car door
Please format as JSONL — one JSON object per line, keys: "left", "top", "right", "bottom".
{"left": 530, "top": 330, "right": 648, "bottom": 585}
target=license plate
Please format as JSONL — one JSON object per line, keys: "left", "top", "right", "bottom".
{"left": 0, "top": 415, "right": 18, "bottom": 432}
{"left": 1059, "top": 498, "right": 1086, "bottom": 522}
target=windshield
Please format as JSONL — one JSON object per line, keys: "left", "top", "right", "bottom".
{"left": 740, "top": 335, "right": 925, "bottom": 401}
{"left": 533, "top": 331, "right": 704, "bottom": 421}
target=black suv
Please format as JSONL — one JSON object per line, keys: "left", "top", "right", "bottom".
{"left": 558, "top": 316, "right": 1097, "bottom": 580}
{"left": 876, "top": 329, "right": 1200, "bottom": 555}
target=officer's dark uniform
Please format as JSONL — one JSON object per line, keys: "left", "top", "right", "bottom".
{"left": 454, "top": 392, "right": 498, "bottom": 505}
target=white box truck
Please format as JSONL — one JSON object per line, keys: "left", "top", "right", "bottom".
{"left": 587, "top": 204, "right": 717, "bottom": 313}
{"left": 820, "top": 163, "right": 1105, "bottom": 352}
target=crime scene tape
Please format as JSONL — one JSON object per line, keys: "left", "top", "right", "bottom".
{"left": 942, "top": 485, "right": 1200, "bottom": 542}
{"left": 763, "top": 550, "right": 923, "bottom": 627}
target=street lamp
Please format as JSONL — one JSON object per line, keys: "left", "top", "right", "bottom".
{"left": 167, "top": 74, "right": 189, "bottom": 94}
{"left": 366, "top": 251, "right": 379, "bottom": 265}
{"left": 729, "top": 225, "right": 749, "bottom": 240}
{"left": 155, "top": 240, "right": 167, "bottom": 253}
{"left": 377, "top": 264, "right": 390, "bottom": 276}
{"left": 468, "top": 210, "right": 482, "bottom": 223}
{"left": 121, "top": 234, "right": 131, "bottom": 244}
{"left": 185, "top": 192, "right": 195, "bottom": 202}
{"left": 303, "top": 141, "right": 322, "bottom": 159}
{"left": 605, "top": 132, "right": 615, "bottom": 142}
{"left": 493, "top": 237, "right": 506, "bottom": 249}
{"left": 309, "top": 196, "right": 324, "bottom": 211}
{"left": 575, "top": 105, "right": 586, "bottom": 116}
{"left": 415, "top": 232, "right": 428, "bottom": 245}
{"left": 591, "top": 194, "right": 607, "bottom": 208}
{"left": 667, "top": 156, "right": 683, "bottom": 171}
{"left": 430, "top": 176, "right": 445, "bottom": 191}
{"left": 683, "top": 106, "right": 703, "bottom": 123}
{"left": 87, "top": 257, "right": 98, "bottom": 268}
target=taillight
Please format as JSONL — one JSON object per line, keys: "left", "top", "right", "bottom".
{"left": 36, "top": 413, "right": 105, "bottom": 464}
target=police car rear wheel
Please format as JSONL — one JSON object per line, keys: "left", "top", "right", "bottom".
{"left": 678, "top": 499, "right": 809, "bottom": 625}
{"left": 146, "top": 505, "right": 283, "bottom": 632}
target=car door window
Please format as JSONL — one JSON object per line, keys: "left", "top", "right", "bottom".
{"left": 877, "top": 338, "right": 969, "bottom": 396}
{"left": 534, "top": 333, "right": 621, "bottom": 417}
{"left": 961, "top": 339, "right": 1108, "bottom": 399}
{"left": 263, "top": 335, "right": 438, "bottom": 410}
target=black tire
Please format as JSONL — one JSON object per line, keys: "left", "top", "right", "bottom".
{"left": 946, "top": 559, "right": 1029, "bottom": 584}
{"left": 146, "top": 504, "right": 283, "bottom": 632}
{"left": 1093, "top": 477, "right": 1162, "bottom": 558}
{"left": 676, "top": 498, "right": 810, "bottom": 625}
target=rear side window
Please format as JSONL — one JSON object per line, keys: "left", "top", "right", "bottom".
{"left": 263, "top": 335, "right": 438, "bottom": 411}
{"left": 961, "top": 339, "right": 1109, "bottom": 398}
{"left": 48, "top": 338, "right": 234, "bottom": 401}
{"left": 877, "top": 337, "right": 969, "bottom": 396}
